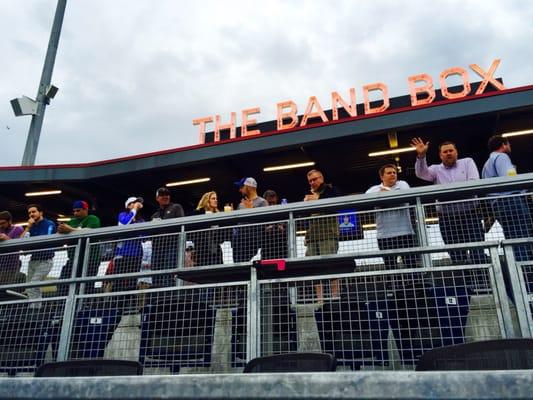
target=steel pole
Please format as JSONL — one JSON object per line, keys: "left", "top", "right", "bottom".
{"left": 21, "top": 0, "right": 67, "bottom": 166}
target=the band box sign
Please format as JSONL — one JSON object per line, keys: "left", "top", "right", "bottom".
{"left": 193, "top": 59, "right": 505, "bottom": 144}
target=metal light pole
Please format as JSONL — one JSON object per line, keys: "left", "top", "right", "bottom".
{"left": 20, "top": 0, "right": 67, "bottom": 166}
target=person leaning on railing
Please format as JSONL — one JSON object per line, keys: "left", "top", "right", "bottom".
{"left": 19, "top": 204, "right": 57, "bottom": 302}
{"left": 303, "top": 169, "right": 342, "bottom": 301}
{"left": 107, "top": 197, "right": 146, "bottom": 294}
{"left": 482, "top": 135, "right": 533, "bottom": 262}
{"left": 411, "top": 137, "right": 486, "bottom": 265}
{"left": 261, "top": 190, "right": 288, "bottom": 260}
{"left": 150, "top": 187, "right": 184, "bottom": 288}
{"left": 366, "top": 164, "right": 419, "bottom": 269}
{"left": 191, "top": 191, "right": 224, "bottom": 266}
{"left": 231, "top": 177, "right": 268, "bottom": 263}
{"left": 56, "top": 200, "right": 101, "bottom": 295}
{"left": 0, "top": 211, "right": 24, "bottom": 286}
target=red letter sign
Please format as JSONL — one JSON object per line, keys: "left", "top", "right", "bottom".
{"left": 408, "top": 74, "right": 436, "bottom": 106}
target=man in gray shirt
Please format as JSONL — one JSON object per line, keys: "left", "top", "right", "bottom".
{"left": 150, "top": 187, "right": 184, "bottom": 288}
{"left": 366, "top": 164, "right": 418, "bottom": 269}
{"left": 232, "top": 177, "right": 268, "bottom": 262}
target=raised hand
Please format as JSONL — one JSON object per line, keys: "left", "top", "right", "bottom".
{"left": 411, "top": 137, "right": 429, "bottom": 157}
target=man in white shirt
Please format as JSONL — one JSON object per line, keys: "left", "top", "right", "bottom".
{"left": 411, "top": 137, "right": 485, "bottom": 265}
{"left": 366, "top": 164, "right": 418, "bottom": 269}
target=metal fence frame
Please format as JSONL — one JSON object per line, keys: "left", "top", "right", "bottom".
{"left": 1, "top": 174, "right": 533, "bottom": 375}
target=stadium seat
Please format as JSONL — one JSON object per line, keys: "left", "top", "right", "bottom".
{"left": 35, "top": 359, "right": 142, "bottom": 376}
{"left": 415, "top": 339, "right": 533, "bottom": 370}
{"left": 243, "top": 352, "right": 336, "bottom": 373}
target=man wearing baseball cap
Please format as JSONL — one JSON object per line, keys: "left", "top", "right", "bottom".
{"left": 151, "top": 187, "right": 184, "bottom": 288}
{"left": 57, "top": 201, "right": 101, "bottom": 295}
{"left": 232, "top": 177, "right": 268, "bottom": 263}
{"left": 58, "top": 200, "right": 101, "bottom": 233}
{"left": 151, "top": 187, "right": 184, "bottom": 221}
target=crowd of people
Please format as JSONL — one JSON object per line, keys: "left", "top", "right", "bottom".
{"left": 1, "top": 134, "right": 532, "bottom": 301}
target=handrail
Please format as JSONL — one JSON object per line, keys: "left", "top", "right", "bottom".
{"left": 1, "top": 173, "right": 532, "bottom": 250}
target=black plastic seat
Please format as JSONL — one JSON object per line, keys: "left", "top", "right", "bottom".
{"left": 415, "top": 339, "right": 533, "bottom": 371}
{"left": 243, "top": 352, "right": 336, "bottom": 373}
{"left": 35, "top": 359, "right": 142, "bottom": 376}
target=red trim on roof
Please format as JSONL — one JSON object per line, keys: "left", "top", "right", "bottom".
{"left": 1, "top": 84, "right": 532, "bottom": 171}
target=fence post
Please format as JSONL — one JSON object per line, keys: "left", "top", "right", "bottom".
{"left": 56, "top": 238, "right": 84, "bottom": 362}
{"left": 489, "top": 246, "right": 516, "bottom": 338}
{"left": 288, "top": 211, "right": 297, "bottom": 259}
{"left": 247, "top": 266, "right": 259, "bottom": 361}
{"left": 415, "top": 197, "right": 432, "bottom": 268}
{"left": 78, "top": 237, "right": 91, "bottom": 297}
{"left": 175, "top": 225, "right": 186, "bottom": 287}
{"left": 503, "top": 244, "right": 533, "bottom": 337}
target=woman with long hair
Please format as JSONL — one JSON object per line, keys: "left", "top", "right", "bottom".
{"left": 192, "top": 191, "right": 224, "bottom": 266}
{"left": 196, "top": 191, "right": 220, "bottom": 214}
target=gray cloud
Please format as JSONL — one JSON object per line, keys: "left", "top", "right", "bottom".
{"left": 0, "top": 0, "right": 531, "bottom": 165}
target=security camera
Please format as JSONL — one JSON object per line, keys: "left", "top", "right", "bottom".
{"left": 10, "top": 96, "right": 37, "bottom": 117}
{"left": 45, "top": 85, "right": 59, "bottom": 99}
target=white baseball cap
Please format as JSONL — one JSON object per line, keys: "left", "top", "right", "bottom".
{"left": 125, "top": 196, "right": 143, "bottom": 208}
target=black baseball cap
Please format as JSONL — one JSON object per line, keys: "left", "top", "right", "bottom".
{"left": 156, "top": 187, "right": 171, "bottom": 197}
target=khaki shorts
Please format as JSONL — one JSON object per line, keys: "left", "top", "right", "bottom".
{"left": 305, "top": 239, "right": 339, "bottom": 256}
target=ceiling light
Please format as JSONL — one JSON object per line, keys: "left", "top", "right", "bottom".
{"left": 263, "top": 161, "right": 315, "bottom": 172}
{"left": 502, "top": 129, "right": 533, "bottom": 138}
{"left": 166, "top": 177, "right": 210, "bottom": 187}
{"left": 25, "top": 190, "right": 62, "bottom": 197}
{"left": 368, "top": 147, "right": 416, "bottom": 157}
{"left": 57, "top": 217, "right": 71, "bottom": 222}
{"left": 15, "top": 222, "right": 28, "bottom": 227}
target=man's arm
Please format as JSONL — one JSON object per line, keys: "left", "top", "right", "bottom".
{"left": 118, "top": 210, "right": 137, "bottom": 225}
{"left": 465, "top": 158, "right": 480, "bottom": 180}
{"left": 20, "top": 218, "right": 35, "bottom": 237}
{"left": 397, "top": 180, "right": 411, "bottom": 189}
{"left": 414, "top": 156, "right": 436, "bottom": 182}
{"left": 86, "top": 215, "right": 101, "bottom": 229}
{"left": 365, "top": 185, "right": 381, "bottom": 194}
{"left": 411, "top": 137, "right": 435, "bottom": 182}
{"left": 494, "top": 153, "right": 517, "bottom": 176}
{"left": 172, "top": 204, "right": 185, "bottom": 218}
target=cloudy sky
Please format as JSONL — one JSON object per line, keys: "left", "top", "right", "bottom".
{"left": 0, "top": 0, "right": 531, "bottom": 166}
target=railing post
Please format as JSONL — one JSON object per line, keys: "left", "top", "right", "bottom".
{"left": 56, "top": 238, "right": 83, "bottom": 362}
{"left": 415, "top": 197, "right": 432, "bottom": 268}
{"left": 503, "top": 244, "right": 533, "bottom": 337}
{"left": 247, "top": 266, "right": 259, "bottom": 361}
{"left": 489, "top": 246, "right": 516, "bottom": 338}
{"left": 78, "top": 237, "right": 91, "bottom": 297}
{"left": 288, "top": 211, "right": 297, "bottom": 259}
{"left": 175, "top": 225, "right": 186, "bottom": 287}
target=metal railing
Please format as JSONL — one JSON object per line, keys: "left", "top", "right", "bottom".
{"left": 1, "top": 173, "right": 532, "bottom": 375}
